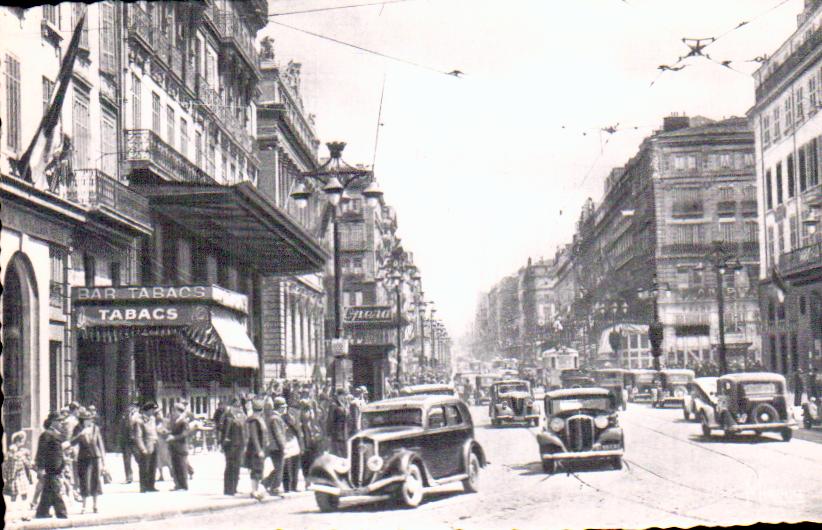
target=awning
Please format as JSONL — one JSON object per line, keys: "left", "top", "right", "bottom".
{"left": 133, "top": 182, "right": 329, "bottom": 275}
{"left": 77, "top": 305, "right": 259, "bottom": 369}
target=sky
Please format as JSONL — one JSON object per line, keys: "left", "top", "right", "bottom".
{"left": 262, "top": 0, "right": 804, "bottom": 342}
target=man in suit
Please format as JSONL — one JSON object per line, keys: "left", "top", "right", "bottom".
{"left": 327, "top": 388, "right": 350, "bottom": 457}
{"left": 35, "top": 412, "right": 68, "bottom": 519}
{"left": 119, "top": 402, "right": 139, "bottom": 484}
{"left": 166, "top": 401, "right": 191, "bottom": 491}
{"left": 261, "top": 397, "right": 287, "bottom": 496}
{"left": 220, "top": 398, "right": 247, "bottom": 496}
{"left": 133, "top": 402, "right": 159, "bottom": 492}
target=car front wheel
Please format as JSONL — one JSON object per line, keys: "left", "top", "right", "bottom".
{"left": 462, "top": 453, "right": 480, "bottom": 493}
{"left": 399, "top": 463, "right": 424, "bottom": 508}
{"left": 315, "top": 492, "right": 340, "bottom": 512}
{"left": 611, "top": 456, "right": 622, "bottom": 470}
{"left": 700, "top": 413, "right": 712, "bottom": 437}
{"left": 683, "top": 407, "right": 691, "bottom": 421}
{"left": 781, "top": 428, "right": 793, "bottom": 442}
{"left": 542, "top": 459, "right": 555, "bottom": 474}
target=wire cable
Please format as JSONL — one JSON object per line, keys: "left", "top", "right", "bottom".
{"left": 372, "top": 72, "right": 388, "bottom": 171}
{"left": 270, "top": 19, "right": 452, "bottom": 75}
{"left": 269, "top": 0, "right": 418, "bottom": 17}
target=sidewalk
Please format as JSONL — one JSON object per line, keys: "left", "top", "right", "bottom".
{"left": 5, "top": 450, "right": 308, "bottom": 530}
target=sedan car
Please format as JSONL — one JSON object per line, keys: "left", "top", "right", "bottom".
{"left": 537, "top": 387, "right": 624, "bottom": 473}
{"left": 682, "top": 376, "right": 718, "bottom": 421}
{"left": 489, "top": 380, "right": 540, "bottom": 426}
{"left": 307, "top": 395, "right": 487, "bottom": 511}
{"left": 699, "top": 372, "right": 797, "bottom": 441}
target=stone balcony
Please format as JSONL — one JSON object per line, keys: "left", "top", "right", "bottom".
{"left": 779, "top": 239, "right": 822, "bottom": 278}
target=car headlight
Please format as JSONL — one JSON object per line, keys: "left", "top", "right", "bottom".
{"left": 366, "top": 455, "right": 384, "bottom": 472}
{"left": 333, "top": 457, "right": 351, "bottom": 475}
{"left": 594, "top": 415, "right": 610, "bottom": 429}
{"left": 736, "top": 413, "right": 747, "bottom": 423}
{"left": 549, "top": 417, "right": 565, "bottom": 432}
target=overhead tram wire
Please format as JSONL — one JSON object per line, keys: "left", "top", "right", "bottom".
{"left": 269, "top": 20, "right": 454, "bottom": 76}
{"left": 269, "top": 0, "right": 419, "bottom": 17}
{"left": 372, "top": 72, "right": 388, "bottom": 171}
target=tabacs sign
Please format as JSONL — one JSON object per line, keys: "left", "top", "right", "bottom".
{"left": 75, "top": 304, "right": 210, "bottom": 328}
{"left": 343, "top": 306, "right": 395, "bottom": 324}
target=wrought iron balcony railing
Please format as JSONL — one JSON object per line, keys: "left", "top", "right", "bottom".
{"left": 779, "top": 239, "right": 822, "bottom": 277}
{"left": 127, "top": 4, "right": 151, "bottom": 46}
{"left": 217, "top": 10, "right": 259, "bottom": 73}
{"left": 124, "top": 129, "right": 216, "bottom": 186}
{"left": 67, "top": 168, "right": 151, "bottom": 228}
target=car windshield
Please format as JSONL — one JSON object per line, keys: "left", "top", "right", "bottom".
{"left": 741, "top": 382, "right": 779, "bottom": 396}
{"left": 550, "top": 397, "right": 611, "bottom": 413}
{"left": 497, "top": 383, "right": 529, "bottom": 394}
{"left": 362, "top": 408, "right": 423, "bottom": 429}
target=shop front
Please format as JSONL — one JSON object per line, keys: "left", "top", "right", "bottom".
{"left": 343, "top": 305, "right": 405, "bottom": 400}
{"left": 72, "top": 285, "right": 259, "bottom": 446}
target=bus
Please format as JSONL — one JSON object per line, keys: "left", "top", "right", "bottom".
{"left": 540, "top": 347, "right": 580, "bottom": 389}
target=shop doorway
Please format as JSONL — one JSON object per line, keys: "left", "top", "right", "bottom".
{"left": 2, "top": 252, "right": 39, "bottom": 446}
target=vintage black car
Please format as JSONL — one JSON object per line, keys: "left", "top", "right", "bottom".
{"left": 307, "top": 395, "right": 487, "bottom": 511}
{"left": 626, "top": 369, "right": 656, "bottom": 402}
{"left": 537, "top": 388, "right": 624, "bottom": 473}
{"left": 560, "top": 369, "right": 595, "bottom": 389}
{"left": 651, "top": 369, "right": 695, "bottom": 408}
{"left": 593, "top": 368, "right": 628, "bottom": 411}
{"left": 489, "top": 379, "right": 540, "bottom": 426}
{"left": 700, "top": 372, "right": 796, "bottom": 441}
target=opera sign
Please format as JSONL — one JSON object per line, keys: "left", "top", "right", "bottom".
{"left": 344, "top": 306, "right": 395, "bottom": 323}
{"left": 75, "top": 304, "right": 209, "bottom": 329}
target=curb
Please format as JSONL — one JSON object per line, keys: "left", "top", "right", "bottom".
{"left": 9, "top": 493, "right": 299, "bottom": 530}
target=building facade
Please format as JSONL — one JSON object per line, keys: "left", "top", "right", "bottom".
{"left": 750, "top": 0, "right": 822, "bottom": 375}
{"left": 1, "top": 2, "right": 328, "bottom": 447}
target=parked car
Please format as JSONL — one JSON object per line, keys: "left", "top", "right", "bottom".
{"left": 626, "top": 369, "right": 656, "bottom": 402}
{"left": 682, "top": 376, "right": 718, "bottom": 421}
{"left": 537, "top": 387, "right": 624, "bottom": 473}
{"left": 699, "top": 372, "right": 796, "bottom": 441}
{"left": 802, "top": 397, "right": 822, "bottom": 429}
{"left": 651, "top": 369, "right": 695, "bottom": 408}
{"left": 400, "top": 384, "right": 459, "bottom": 398}
{"left": 593, "top": 368, "right": 628, "bottom": 411}
{"left": 307, "top": 395, "right": 486, "bottom": 511}
{"left": 489, "top": 380, "right": 540, "bottom": 426}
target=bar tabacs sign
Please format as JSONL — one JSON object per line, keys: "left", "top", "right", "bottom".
{"left": 75, "top": 304, "right": 209, "bottom": 328}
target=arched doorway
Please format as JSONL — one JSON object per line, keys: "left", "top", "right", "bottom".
{"left": 2, "top": 252, "right": 39, "bottom": 440}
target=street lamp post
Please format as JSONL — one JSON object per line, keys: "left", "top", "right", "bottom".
{"left": 638, "top": 275, "right": 671, "bottom": 372}
{"left": 698, "top": 243, "right": 743, "bottom": 375}
{"left": 378, "top": 246, "right": 420, "bottom": 385}
{"left": 292, "top": 142, "right": 384, "bottom": 388}
{"left": 414, "top": 292, "right": 428, "bottom": 376}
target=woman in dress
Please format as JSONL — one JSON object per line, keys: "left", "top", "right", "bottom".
{"left": 70, "top": 410, "right": 106, "bottom": 513}
{"left": 4, "top": 431, "right": 34, "bottom": 517}
{"left": 154, "top": 409, "right": 173, "bottom": 483}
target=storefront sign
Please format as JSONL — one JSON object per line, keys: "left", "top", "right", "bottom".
{"left": 72, "top": 285, "right": 247, "bottom": 314}
{"left": 75, "top": 304, "right": 209, "bottom": 328}
{"left": 344, "top": 306, "right": 395, "bottom": 324}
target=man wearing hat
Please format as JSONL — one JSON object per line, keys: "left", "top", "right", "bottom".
{"left": 327, "top": 388, "right": 350, "bottom": 457}
{"left": 133, "top": 402, "right": 159, "bottom": 493}
{"left": 261, "top": 396, "right": 287, "bottom": 495}
{"left": 34, "top": 412, "right": 68, "bottom": 519}
{"left": 244, "top": 399, "right": 270, "bottom": 500}
{"left": 220, "top": 398, "right": 247, "bottom": 496}
{"left": 166, "top": 402, "right": 191, "bottom": 491}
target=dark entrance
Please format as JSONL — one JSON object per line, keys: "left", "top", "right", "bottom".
{"left": 2, "top": 253, "right": 38, "bottom": 445}
{"left": 350, "top": 344, "right": 393, "bottom": 400}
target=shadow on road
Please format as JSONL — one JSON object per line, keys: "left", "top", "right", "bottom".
{"left": 511, "top": 459, "right": 616, "bottom": 477}
{"left": 294, "top": 490, "right": 468, "bottom": 515}
{"left": 690, "top": 434, "right": 783, "bottom": 444}
{"left": 479, "top": 423, "right": 535, "bottom": 430}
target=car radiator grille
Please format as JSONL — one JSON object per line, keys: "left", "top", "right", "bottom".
{"left": 566, "top": 416, "right": 594, "bottom": 451}
{"left": 513, "top": 398, "right": 525, "bottom": 415}
{"left": 349, "top": 438, "right": 375, "bottom": 487}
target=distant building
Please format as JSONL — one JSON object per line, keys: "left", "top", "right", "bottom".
{"left": 749, "top": 0, "right": 822, "bottom": 374}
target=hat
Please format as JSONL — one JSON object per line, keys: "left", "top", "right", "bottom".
{"left": 273, "top": 397, "right": 287, "bottom": 408}
{"left": 141, "top": 402, "right": 158, "bottom": 412}
{"left": 251, "top": 399, "right": 265, "bottom": 411}
{"left": 11, "top": 431, "right": 27, "bottom": 444}
{"left": 44, "top": 411, "right": 63, "bottom": 429}
{"left": 69, "top": 402, "right": 80, "bottom": 411}
{"left": 79, "top": 410, "right": 95, "bottom": 420}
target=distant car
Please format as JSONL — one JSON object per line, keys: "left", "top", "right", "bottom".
{"left": 651, "top": 369, "right": 695, "bottom": 408}
{"left": 399, "top": 384, "right": 459, "bottom": 398}
{"left": 699, "top": 372, "right": 797, "bottom": 441}
{"left": 593, "top": 368, "right": 628, "bottom": 411}
{"left": 682, "top": 376, "right": 718, "bottom": 422}
{"left": 537, "top": 387, "right": 624, "bottom": 473}
{"left": 626, "top": 369, "right": 656, "bottom": 402}
{"left": 560, "top": 369, "right": 595, "bottom": 389}
{"left": 489, "top": 380, "right": 540, "bottom": 426}
{"left": 307, "top": 395, "right": 486, "bottom": 511}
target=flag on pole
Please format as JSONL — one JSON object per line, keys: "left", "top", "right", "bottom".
{"left": 771, "top": 266, "right": 788, "bottom": 303}
{"left": 13, "top": 12, "right": 86, "bottom": 188}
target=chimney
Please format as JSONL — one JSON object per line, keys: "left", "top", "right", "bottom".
{"left": 663, "top": 114, "right": 690, "bottom": 132}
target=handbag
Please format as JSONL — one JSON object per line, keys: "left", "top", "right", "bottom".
{"left": 283, "top": 436, "right": 300, "bottom": 459}
{"left": 102, "top": 468, "right": 112, "bottom": 484}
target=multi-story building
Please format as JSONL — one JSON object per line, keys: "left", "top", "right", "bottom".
{"left": 517, "top": 257, "right": 559, "bottom": 363}
{"left": 750, "top": 0, "right": 822, "bottom": 375}
{"left": 256, "top": 48, "right": 328, "bottom": 383}
{"left": 569, "top": 115, "right": 760, "bottom": 370}
{"left": 1, "top": 2, "right": 328, "bottom": 447}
